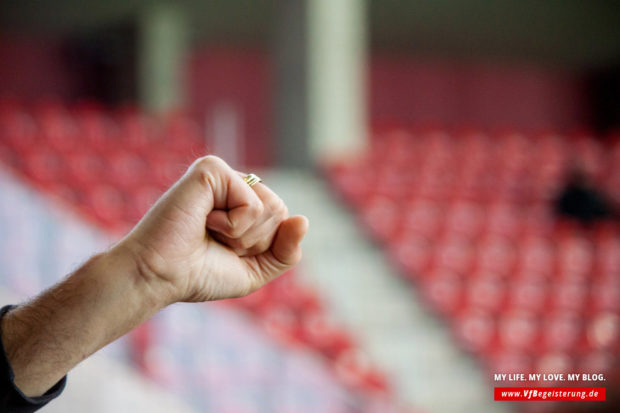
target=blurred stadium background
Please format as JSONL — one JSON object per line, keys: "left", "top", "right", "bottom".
{"left": 1, "top": 1, "right": 619, "bottom": 412}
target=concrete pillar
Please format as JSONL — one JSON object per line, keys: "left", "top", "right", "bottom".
{"left": 138, "top": 3, "right": 187, "bottom": 113}
{"left": 307, "top": 0, "right": 368, "bottom": 161}
{"left": 274, "top": 0, "right": 311, "bottom": 168}
{"left": 274, "top": 0, "right": 367, "bottom": 167}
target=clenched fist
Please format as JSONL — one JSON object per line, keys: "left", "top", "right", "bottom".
{"left": 119, "top": 155, "right": 309, "bottom": 302}
{"left": 0, "top": 155, "right": 308, "bottom": 401}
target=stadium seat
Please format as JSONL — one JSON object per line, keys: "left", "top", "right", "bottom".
{"left": 326, "top": 125, "right": 620, "bottom": 402}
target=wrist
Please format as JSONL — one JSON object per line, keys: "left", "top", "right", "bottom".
{"left": 107, "top": 240, "right": 178, "bottom": 308}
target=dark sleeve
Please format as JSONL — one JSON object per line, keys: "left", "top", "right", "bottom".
{"left": 0, "top": 305, "right": 67, "bottom": 413}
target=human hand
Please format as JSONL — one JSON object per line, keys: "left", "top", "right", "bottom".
{"left": 206, "top": 172, "right": 289, "bottom": 257}
{"left": 116, "top": 155, "right": 308, "bottom": 303}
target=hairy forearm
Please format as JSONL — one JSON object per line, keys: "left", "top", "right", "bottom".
{"left": 0, "top": 245, "right": 171, "bottom": 397}
{"left": 0, "top": 155, "right": 306, "bottom": 404}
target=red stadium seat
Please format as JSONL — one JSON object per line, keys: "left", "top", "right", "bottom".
{"left": 586, "top": 312, "right": 619, "bottom": 351}
{"left": 360, "top": 195, "right": 401, "bottom": 243}
{"left": 390, "top": 235, "right": 433, "bottom": 278}
{"left": 64, "top": 151, "right": 106, "bottom": 188}
{"left": 464, "top": 276, "right": 506, "bottom": 313}
{"left": 515, "top": 236, "right": 555, "bottom": 278}
{"left": 498, "top": 310, "right": 539, "bottom": 351}
{"left": 474, "top": 235, "right": 516, "bottom": 276}
{"left": 325, "top": 124, "right": 620, "bottom": 394}
{"left": 453, "top": 308, "right": 496, "bottom": 355}
{"left": 422, "top": 268, "right": 464, "bottom": 316}
{"left": 22, "top": 148, "right": 65, "bottom": 188}
{"left": 506, "top": 278, "right": 547, "bottom": 314}
{"left": 443, "top": 201, "right": 484, "bottom": 239}
{"left": 432, "top": 236, "right": 474, "bottom": 274}
{"left": 540, "top": 312, "right": 582, "bottom": 354}
{"left": 534, "top": 352, "right": 573, "bottom": 385}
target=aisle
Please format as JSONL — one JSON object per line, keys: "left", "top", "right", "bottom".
{"left": 264, "top": 169, "right": 513, "bottom": 413}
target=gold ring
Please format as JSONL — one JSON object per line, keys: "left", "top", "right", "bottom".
{"left": 243, "top": 173, "right": 262, "bottom": 187}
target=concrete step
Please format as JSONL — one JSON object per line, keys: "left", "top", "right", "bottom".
{"left": 263, "top": 169, "right": 513, "bottom": 413}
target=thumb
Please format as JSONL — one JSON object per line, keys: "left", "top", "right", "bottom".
{"left": 245, "top": 215, "right": 309, "bottom": 285}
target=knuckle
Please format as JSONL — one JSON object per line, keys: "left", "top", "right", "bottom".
{"left": 191, "top": 156, "right": 220, "bottom": 187}
{"left": 266, "top": 196, "right": 284, "bottom": 214}
{"left": 279, "top": 203, "right": 289, "bottom": 219}
{"left": 270, "top": 198, "right": 288, "bottom": 220}
{"left": 190, "top": 155, "right": 233, "bottom": 190}
{"left": 238, "top": 237, "right": 255, "bottom": 250}
{"left": 198, "top": 154, "right": 224, "bottom": 167}
{"left": 192, "top": 155, "right": 217, "bottom": 172}
{"left": 192, "top": 155, "right": 225, "bottom": 173}
{"left": 228, "top": 224, "right": 246, "bottom": 238}
{"left": 250, "top": 199, "right": 264, "bottom": 218}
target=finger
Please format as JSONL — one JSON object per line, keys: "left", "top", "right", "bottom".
{"left": 208, "top": 174, "right": 287, "bottom": 241}
{"left": 210, "top": 217, "right": 279, "bottom": 256}
{"left": 206, "top": 209, "right": 243, "bottom": 236}
{"left": 233, "top": 172, "right": 275, "bottom": 208}
{"left": 212, "top": 188, "right": 287, "bottom": 254}
{"left": 244, "top": 215, "right": 309, "bottom": 286}
{"left": 203, "top": 164, "right": 264, "bottom": 238}
{"left": 251, "top": 182, "right": 289, "bottom": 221}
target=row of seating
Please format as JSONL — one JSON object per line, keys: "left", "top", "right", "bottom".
{"left": 332, "top": 128, "right": 620, "bottom": 208}
{"left": 326, "top": 127, "right": 619, "bottom": 400}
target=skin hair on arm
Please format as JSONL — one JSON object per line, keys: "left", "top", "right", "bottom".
{"left": 2, "top": 248, "right": 169, "bottom": 397}
{"left": 0, "top": 155, "right": 308, "bottom": 398}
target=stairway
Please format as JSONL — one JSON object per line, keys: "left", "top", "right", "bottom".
{"left": 264, "top": 169, "right": 514, "bottom": 413}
